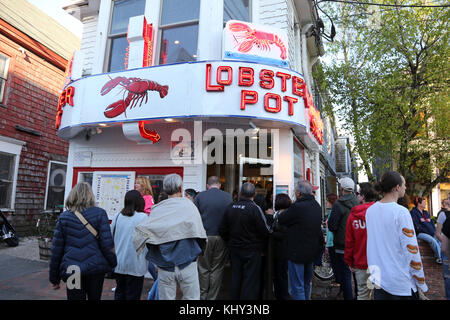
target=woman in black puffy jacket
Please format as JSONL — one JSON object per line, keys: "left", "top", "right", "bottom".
{"left": 49, "top": 182, "right": 117, "bottom": 300}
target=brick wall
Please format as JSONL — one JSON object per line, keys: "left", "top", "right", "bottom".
{"left": 418, "top": 239, "right": 446, "bottom": 300}
{"left": 0, "top": 32, "right": 68, "bottom": 235}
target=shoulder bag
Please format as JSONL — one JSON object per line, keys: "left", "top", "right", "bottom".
{"left": 73, "top": 210, "right": 98, "bottom": 238}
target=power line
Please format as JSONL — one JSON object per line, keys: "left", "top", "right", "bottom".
{"left": 317, "top": 0, "right": 450, "bottom": 7}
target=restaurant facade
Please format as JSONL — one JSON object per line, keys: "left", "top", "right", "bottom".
{"left": 61, "top": 0, "right": 331, "bottom": 218}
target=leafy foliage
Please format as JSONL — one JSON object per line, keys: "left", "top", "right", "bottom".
{"left": 319, "top": 1, "right": 450, "bottom": 194}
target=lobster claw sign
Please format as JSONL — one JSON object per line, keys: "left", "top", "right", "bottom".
{"left": 223, "top": 20, "right": 289, "bottom": 68}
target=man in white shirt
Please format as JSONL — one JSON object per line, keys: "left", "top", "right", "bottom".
{"left": 366, "top": 171, "right": 428, "bottom": 300}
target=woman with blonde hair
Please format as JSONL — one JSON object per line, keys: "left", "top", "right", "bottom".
{"left": 135, "top": 176, "right": 154, "bottom": 215}
{"left": 49, "top": 182, "right": 117, "bottom": 300}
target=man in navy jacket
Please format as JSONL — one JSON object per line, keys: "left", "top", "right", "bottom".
{"left": 278, "top": 179, "right": 323, "bottom": 300}
{"left": 219, "top": 182, "right": 270, "bottom": 300}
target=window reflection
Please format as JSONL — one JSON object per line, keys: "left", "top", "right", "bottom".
{"left": 107, "top": 0, "right": 146, "bottom": 72}
{"left": 110, "top": 0, "right": 146, "bottom": 35}
{"left": 159, "top": 0, "right": 200, "bottom": 65}
{"left": 108, "top": 37, "right": 129, "bottom": 72}
{"left": 224, "top": 0, "right": 250, "bottom": 23}
{"left": 159, "top": 25, "right": 199, "bottom": 64}
{"left": 161, "top": 0, "right": 200, "bottom": 25}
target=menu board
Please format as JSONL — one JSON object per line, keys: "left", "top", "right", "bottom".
{"left": 92, "top": 171, "right": 135, "bottom": 219}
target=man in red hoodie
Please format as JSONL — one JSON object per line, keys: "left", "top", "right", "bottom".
{"left": 345, "top": 182, "right": 378, "bottom": 300}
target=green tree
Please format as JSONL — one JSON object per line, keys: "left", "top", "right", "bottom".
{"left": 318, "top": 0, "right": 450, "bottom": 195}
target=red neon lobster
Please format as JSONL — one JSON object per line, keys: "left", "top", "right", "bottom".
{"left": 228, "top": 22, "right": 287, "bottom": 60}
{"left": 100, "top": 76, "right": 169, "bottom": 118}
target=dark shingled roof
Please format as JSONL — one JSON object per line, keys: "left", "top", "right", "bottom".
{"left": 0, "top": 0, "right": 81, "bottom": 60}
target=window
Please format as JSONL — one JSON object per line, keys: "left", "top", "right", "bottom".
{"left": 224, "top": 0, "right": 250, "bottom": 23}
{"left": 159, "top": 0, "right": 200, "bottom": 65}
{"left": 293, "top": 138, "right": 305, "bottom": 187}
{"left": 0, "top": 137, "right": 23, "bottom": 209}
{"left": 78, "top": 172, "right": 93, "bottom": 186}
{"left": 0, "top": 53, "right": 10, "bottom": 104}
{"left": 0, "top": 153, "right": 15, "bottom": 208}
{"left": 45, "top": 161, "right": 67, "bottom": 210}
{"left": 107, "top": 0, "right": 146, "bottom": 72}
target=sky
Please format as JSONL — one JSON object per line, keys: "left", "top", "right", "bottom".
{"left": 27, "top": 0, "right": 83, "bottom": 38}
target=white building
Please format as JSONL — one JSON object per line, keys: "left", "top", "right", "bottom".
{"left": 60, "top": 0, "right": 328, "bottom": 218}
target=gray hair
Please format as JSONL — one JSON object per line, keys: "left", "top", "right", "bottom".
{"left": 163, "top": 174, "right": 183, "bottom": 195}
{"left": 240, "top": 182, "right": 256, "bottom": 199}
{"left": 295, "top": 179, "right": 313, "bottom": 196}
{"left": 207, "top": 176, "right": 220, "bottom": 186}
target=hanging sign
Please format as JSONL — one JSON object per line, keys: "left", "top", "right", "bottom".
{"left": 56, "top": 61, "right": 322, "bottom": 146}
{"left": 223, "top": 20, "right": 289, "bottom": 68}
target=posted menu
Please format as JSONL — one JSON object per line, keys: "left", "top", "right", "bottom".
{"left": 92, "top": 171, "right": 135, "bottom": 220}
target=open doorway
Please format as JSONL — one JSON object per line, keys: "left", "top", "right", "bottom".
{"left": 206, "top": 131, "right": 273, "bottom": 201}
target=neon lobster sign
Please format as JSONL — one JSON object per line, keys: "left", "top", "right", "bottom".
{"left": 205, "top": 63, "right": 324, "bottom": 145}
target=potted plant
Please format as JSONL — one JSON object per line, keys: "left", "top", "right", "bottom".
{"left": 36, "top": 207, "right": 62, "bottom": 260}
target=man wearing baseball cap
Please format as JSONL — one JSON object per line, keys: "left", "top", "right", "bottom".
{"left": 327, "top": 177, "right": 359, "bottom": 300}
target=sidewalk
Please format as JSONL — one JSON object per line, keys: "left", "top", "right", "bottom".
{"left": 0, "top": 236, "right": 447, "bottom": 300}
{"left": 0, "top": 237, "right": 153, "bottom": 300}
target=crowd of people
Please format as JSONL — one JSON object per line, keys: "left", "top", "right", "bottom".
{"left": 48, "top": 171, "right": 450, "bottom": 301}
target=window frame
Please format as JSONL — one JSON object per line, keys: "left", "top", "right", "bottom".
{"left": 43, "top": 160, "right": 67, "bottom": 210}
{"left": 156, "top": 0, "right": 201, "bottom": 65}
{"left": 223, "top": 0, "right": 252, "bottom": 25}
{"left": 104, "top": 0, "right": 147, "bottom": 72}
{"left": 293, "top": 136, "right": 306, "bottom": 181}
{"left": 0, "top": 52, "right": 10, "bottom": 105}
{"left": 0, "top": 136, "right": 25, "bottom": 210}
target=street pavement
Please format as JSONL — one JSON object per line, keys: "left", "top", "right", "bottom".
{"left": 0, "top": 236, "right": 336, "bottom": 300}
{"left": 1, "top": 236, "right": 446, "bottom": 300}
{"left": 0, "top": 237, "right": 153, "bottom": 300}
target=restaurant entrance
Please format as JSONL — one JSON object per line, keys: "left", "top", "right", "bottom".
{"left": 206, "top": 131, "right": 273, "bottom": 201}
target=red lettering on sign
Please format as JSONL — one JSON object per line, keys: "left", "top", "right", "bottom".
{"left": 241, "top": 90, "right": 258, "bottom": 110}
{"left": 283, "top": 96, "right": 298, "bottom": 116}
{"left": 203, "top": 64, "right": 322, "bottom": 145}
{"left": 142, "top": 20, "right": 153, "bottom": 67}
{"left": 205, "top": 64, "right": 224, "bottom": 91}
{"left": 217, "top": 66, "right": 233, "bottom": 85}
{"left": 264, "top": 93, "right": 281, "bottom": 113}
{"left": 55, "top": 86, "right": 75, "bottom": 129}
{"left": 303, "top": 85, "right": 314, "bottom": 109}
{"left": 239, "top": 67, "right": 255, "bottom": 86}
{"left": 292, "top": 76, "right": 305, "bottom": 97}
{"left": 308, "top": 105, "right": 324, "bottom": 145}
{"left": 276, "top": 72, "right": 291, "bottom": 92}
{"left": 259, "top": 69, "right": 274, "bottom": 89}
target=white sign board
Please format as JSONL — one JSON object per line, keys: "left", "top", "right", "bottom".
{"left": 223, "top": 20, "right": 289, "bottom": 67}
{"left": 92, "top": 171, "right": 135, "bottom": 219}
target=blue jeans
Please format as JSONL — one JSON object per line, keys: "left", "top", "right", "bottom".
{"left": 288, "top": 261, "right": 313, "bottom": 300}
{"left": 417, "top": 233, "right": 441, "bottom": 260}
{"left": 335, "top": 253, "right": 353, "bottom": 300}
{"left": 148, "top": 261, "right": 158, "bottom": 280}
{"left": 442, "top": 253, "right": 450, "bottom": 300}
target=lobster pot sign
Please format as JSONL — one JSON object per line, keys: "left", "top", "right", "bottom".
{"left": 223, "top": 20, "right": 289, "bottom": 68}
{"left": 56, "top": 61, "right": 321, "bottom": 144}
